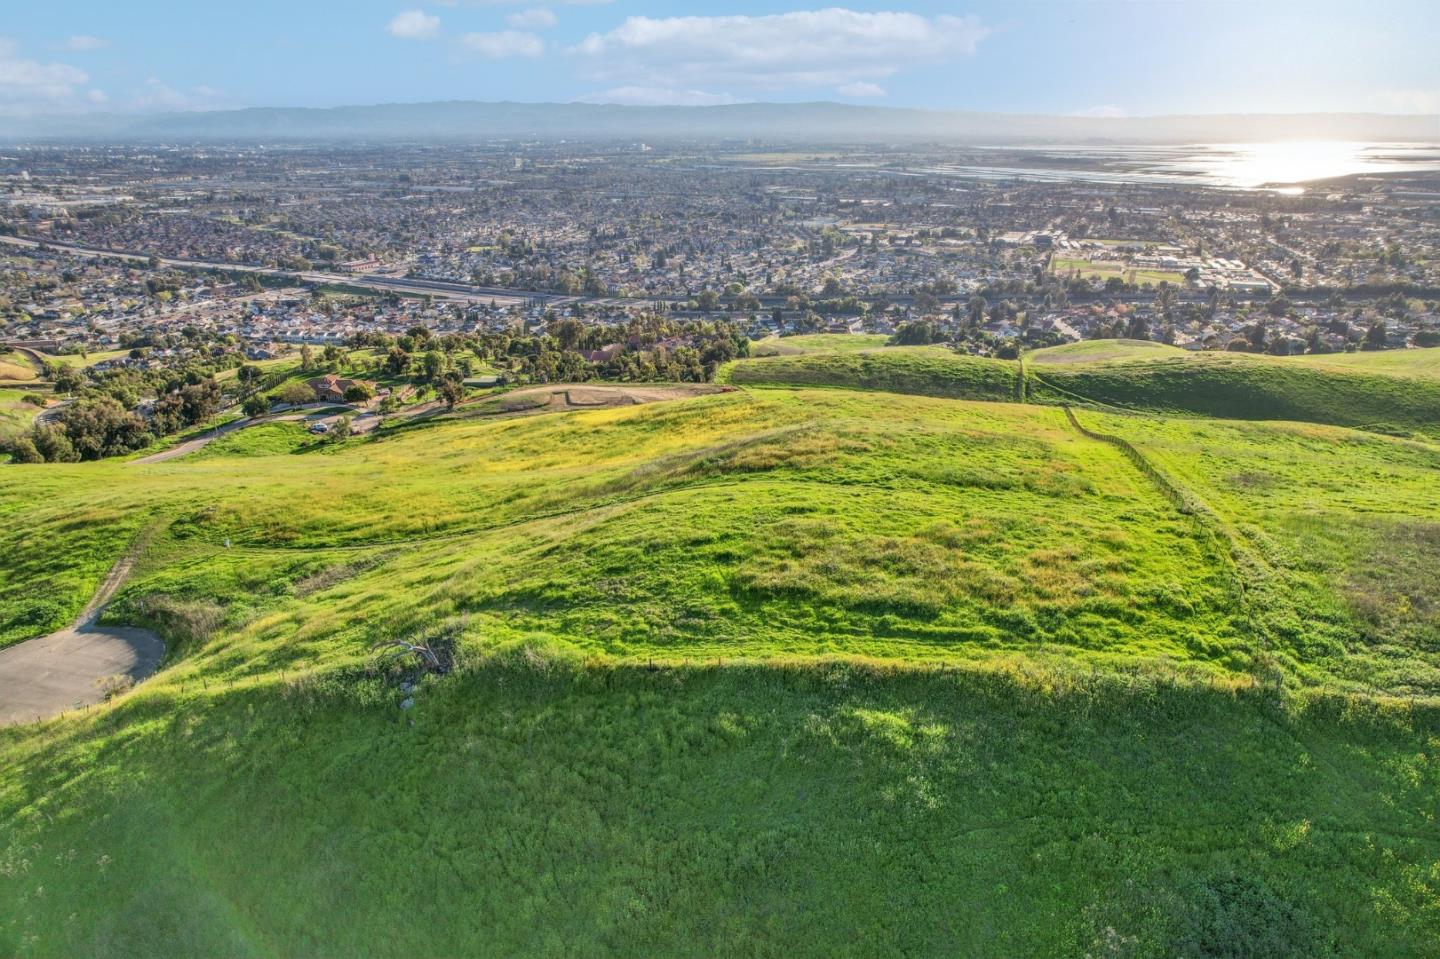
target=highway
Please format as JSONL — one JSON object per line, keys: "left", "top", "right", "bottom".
{"left": 0, "top": 233, "right": 547, "bottom": 306}
{"left": 0, "top": 232, "right": 920, "bottom": 309}
{"left": 8, "top": 231, "right": 1379, "bottom": 313}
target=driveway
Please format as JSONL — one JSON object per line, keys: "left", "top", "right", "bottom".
{"left": 130, "top": 416, "right": 254, "bottom": 464}
{"left": 0, "top": 546, "right": 164, "bottom": 725}
{"left": 130, "top": 408, "right": 381, "bottom": 464}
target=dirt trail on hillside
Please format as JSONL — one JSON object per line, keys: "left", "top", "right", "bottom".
{"left": 130, "top": 410, "right": 387, "bottom": 464}
{"left": 0, "top": 538, "right": 164, "bottom": 725}
{"left": 479, "top": 383, "right": 732, "bottom": 414}
{"left": 129, "top": 384, "right": 728, "bottom": 464}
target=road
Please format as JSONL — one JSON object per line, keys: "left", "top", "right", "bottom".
{"left": 129, "top": 408, "right": 383, "bottom": 464}
{"left": 130, "top": 415, "right": 256, "bottom": 464}
{"left": 0, "top": 233, "right": 546, "bottom": 306}
{"left": 0, "top": 541, "right": 164, "bottom": 726}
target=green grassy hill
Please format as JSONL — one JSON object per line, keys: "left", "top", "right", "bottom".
{"left": 1028, "top": 338, "right": 1189, "bottom": 365}
{"left": 5, "top": 654, "right": 1434, "bottom": 958}
{"left": 1275, "top": 346, "right": 1440, "bottom": 381}
{"left": 1030, "top": 340, "right": 1440, "bottom": 383}
{"left": 0, "top": 388, "right": 46, "bottom": 442}
{"left": 721, "top": 347, "right": 1019, "bottom": 402}
{"left": 1028, "top": 354, "right": 1440, "bottom": 440}
{"left": 0, "top": 352, "right": 41, "bottom": 383}
{"left": 750, "top": 333, "right": 893, "bottom": 356}
{"left": 30, "top": 348, "right": 133, "bottom": 370}
{"left": 723, "top": 344, "right": 1440, "bottom": 441}
{"left": 2, "top": 386, "right": 1438, "bottom": 956}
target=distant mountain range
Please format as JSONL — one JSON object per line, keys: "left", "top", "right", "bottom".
{"left": 6, "top": 100, "right": 1438, "bottom": 143}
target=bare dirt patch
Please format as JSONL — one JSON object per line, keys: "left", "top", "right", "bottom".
{"left": 465, "top": 383, "right": 732, "bottom": 416}
{"left": 0, "top": 539, "right": 164, "bottom": 725}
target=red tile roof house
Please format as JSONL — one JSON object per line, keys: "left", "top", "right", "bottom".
{"left": 308, "top": 374, "right": 379, "bottom": 405}
{"left": 582, "top": 343, "right": 624, "bottom": 363}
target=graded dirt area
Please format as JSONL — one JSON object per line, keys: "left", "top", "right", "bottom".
{"left": 484, "top": 383, "right": 732, "bottom": 413}
{"left": 0, "top": 546, "right": 163, "bottom": 725}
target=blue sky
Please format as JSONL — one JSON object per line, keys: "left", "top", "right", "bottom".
{"left": 3, "top": 1, "right": 1438, "bottom": 116}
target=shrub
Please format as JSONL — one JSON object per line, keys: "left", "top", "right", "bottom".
{"left": 343, "top": 382, "right": 375, "bottom": 404}
{"left": 5, "top": 434, "right": 42, "bottom": 463}
{"left": 1168, "top": 873, "right": 1321, "bottom": 958}
{"left": 137, "top": 594, "right": 225, "bottom": 651}
{"left": 243, "top": 393, "right": 271, "bottom": 418}
{"left": 273, "top": 382, "right": 318, "bottom": 406}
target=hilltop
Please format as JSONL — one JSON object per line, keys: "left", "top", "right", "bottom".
{"left": 724, "top": 339, "right": 1440, "bottom": 441}
{"left": 2, "top": 363, "right": 1439, "bottom": 955}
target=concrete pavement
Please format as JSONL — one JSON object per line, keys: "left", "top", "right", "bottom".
{"left": 0, "top": 545, "right": 164, "bottom": 726}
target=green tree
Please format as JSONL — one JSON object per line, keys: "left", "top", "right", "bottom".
{"left": 274, "top": 382, "right": 318, "bottom": 406}
{"left": 5, "top": 435, "right": 42, "bottom": 464}
{"left": 52, "top": 365, "right": 83, "bottom": 395}
{"left": 344, "top": 382, "right": 376, "bottom": 405}
{"left": 891, "top": 320, "right": 941, "bottom": 346}
{"left": 385, "top": 347, "right": 411, "bottom": 376}
{"left": 32, "top": 424, "right": 78, "bottom": 463}
{"left": 551, "top": 318, "right": 584, "bottom": 352}
{"left": 1363, "top": 320, "right": 1388, "bottom": 350}
{"left": 439, "top": 379, "right": 465, "bottom": 411}
{"left": 51, "top": 399, "right": 149, "bottom": 460}
{"left": 966, "top": 295, "right": 987, "bottom": 330}
{"left": 237, "top": 365, "right": 262, "bottom": 393}
{"left": 1246, "top": 322, "right": 1268, "bottom": 352}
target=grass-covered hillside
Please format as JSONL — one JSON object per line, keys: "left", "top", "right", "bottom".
{"left": 0, "top": 352, "right": 41, "bottom": 383}
{"left": 1027, "top": 338, "right": 1189, "bottom": 365}
{"left": 6, "top": 654, "right": 1435, "bottom": 957}
{"left": 1275, "top": 346, "right": 1440, "bottom": 381}
{"left": 750, "top": 332, "right": 893, "bottom": 356}
{"left": 721, "top": 347, "right": 1020, "bottom": 402}
{"left": 2, "top": 384, "right": 1438, "bottom": 956}
{"left": 1031, "top": 340, "right": 1440, "bottom": 384}
{"left": 1029, "top": 354, "right": 1440, "bottom": 440}
{"left": 723, "top": 343, "right": 1440, "bottom": 440}
{"left": 0, "top": 388, "right": 47, "bottom": 442}
{"left": 2, "top": 390, "right": 1242, "bottom": 668}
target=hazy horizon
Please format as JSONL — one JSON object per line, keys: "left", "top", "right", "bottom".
{"left": 15, "top": 95, "right": 1440, "bottom": 122}
{"left": 3, "top": 1, "right": 1438, "bottom": 120}
{"left": 6, "top": 98, "right": 1436, "bottom": 146}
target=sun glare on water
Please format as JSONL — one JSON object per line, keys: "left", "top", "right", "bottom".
{"left": 1187, "top": 141, "right": 1432, "bottom": 191}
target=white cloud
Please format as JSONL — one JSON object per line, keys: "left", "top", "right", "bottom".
{"left": 62, "top": 35, "right": 110, "bottom": 52}
{"left": 837, "top": 81, "right": 885, "bottom": 98}
{"left": 460, "top": 30, "right": 544, "bottom": 58}
{"left": 0, "top": 38, "right": 90, "bottom": 112}
{"left": 578, "top": 86, "right": 742, "bottom": 106}
{"left": 0, "top": 37, "right": 230, "bottom": 116}
{"left": 1074, "top": 104, "right": 1127, "bottom": 118}
{"left": 572, "top": 9, "right": 988, "bottom": 92}
{"left": 507, "top": 8, "right": 557, "bottom": 29}
{"left": 387, "top": 10, "right": 442, "bottom": 40}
